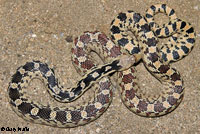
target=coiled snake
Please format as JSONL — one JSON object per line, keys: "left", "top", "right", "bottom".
{"left": 8, "top": 4, "right": 195, "bottom": 127}
{"left": 110, "top": 4, "right": 195, "bottom": 116}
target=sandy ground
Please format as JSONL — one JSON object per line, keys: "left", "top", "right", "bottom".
{"left": 0, "top": 0, "right": 200, "bottom": 134}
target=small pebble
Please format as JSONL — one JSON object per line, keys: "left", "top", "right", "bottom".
{"left": 31, "top": 34, "right": 37, "bottom": 38}
{"left": 194, "top": 6, "right": 199, "bottom": 10}
{"left": 53, "top": 34, "right": 58, "bottom": 39}
{"left": 96, "top": 128, "right": 101, "bottom": 133}
{"left": 65, "top": 35, "right": 73, "bottom": 42}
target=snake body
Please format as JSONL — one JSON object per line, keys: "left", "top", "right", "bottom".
{"left": 8, "top": 4, "right": 195, "bottom": 127}
{"left": 8, "top": 31, "right": 135, "bottom": 127}
{"left": 145, "top": 4, "right": 195, "bottom": 63}
{"left": 110, "top": 4, "right": 195, "bottom": 117}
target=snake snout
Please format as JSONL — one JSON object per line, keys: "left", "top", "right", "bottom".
{"left": 118, "top": 55, "right": 136, "bottom": 71}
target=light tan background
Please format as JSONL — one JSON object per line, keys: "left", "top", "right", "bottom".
{"left": 0, "top": 0, "right": 199, "bottom": 133}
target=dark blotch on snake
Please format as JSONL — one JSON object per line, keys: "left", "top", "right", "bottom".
{"left": 146, "top": 38, "right": 157, "bottom": 47}
{"left": 154, "top": 102, "right": 166, "bottom": 113}
{"left": 148, "top": 52, "right": 159, "bottom": 63}
{"left": 155, "top": 29, "right": 161, "bottom": 36}
{"left": 117, "top": 38, "right": 129, "bottom": 46}
{"left": 141, "top": 24, "right": 151, "bottom": 33}
{"left": 117, "top": 12, "right": 127, "bottom": 21}
{"left": 129, "top": 18, "right": 133, "bottom": 23}
{"left": 37, "top": 108, "right": 51, "bottom": 120}
{"left": 84, "top": 69, "right": 102, "bottom": 85}
{"left": 98, "top": 33, "right": 108, "bottom": 46}
{"left": 165, "top": 27, "right": 170, "bottom": 36}
{"left": 110, "top": 25, "right": 120, "bottom": 34}
{"left": 172, "top": 22, "right": 177, "bottom": 31}
{"left": 161, "top": 4, "right": 166, "bottom": 11}
{"left": 166, "top": 48, "right": 171, "bottom": 53}
{"left": 167, "top": 96, "right": 178, "bottom": 105}
{"left": 23, "top": 62, "right": 34, "bottom": 71}
{"left": 131, "top": 47, "right": 140, "bottom": 55}
{"left": 55, "top": 111, "right": 67, "bottom": 123}
{"left": 57, "top": 91, "right": 71, "bottom": 101}
{"left": 97, "top": 94, "right": 109, "bottom": 105}
{"left": 80, "top": 34, "right": 91, "bottom": 44}
{"left": 187, "top": 38, "right": 195, "bottom": 44}
{"left": 172, "top": 36, "right": 177, "bottom": 41}
{"left": 125, "top": 88, "right": 136, "bottom": 100}
{"left": 18, "top": 102, "right": 34, "bottom": 115}
{"left": 85, "top": 105, "right": 98, "bottom": 117}
{"left": 104, "top": 60, "right": 121, "bottom": 73}
{"left": 99, "top": 81, "right": 110, "bottom": 90}
{"left": 161, "top": 53, "right": 167, "bottom": 62}
{"left": 186, "top": 27, "right": 194, "bottom": 34}
{"left": 133, "top": 13, "right": 142, "bottom": 23}
{"left": 122, "top": 73, "right": 134, "bottom": 84}
{"left": 174, "top": 86, "right": 184, "bottom": 94}
{"left": 70, "top": 111, "right": 82, "bottom": 122}
{"left": 150, "top": 5, "right": 156, "bottom": 12}
{"left": 9, "top": 87, "right": 20, "bottom": 101}
{"left": 137, "top": 100, "right": 148, "bottom": 112}
{"left": 145, "top": 13, "right": 153, "bottom": 18}
{"left": 169, "top": 9, "right": 175, "bottom": 16}
{"left": 158, "top": 65, "right": 170, "bottom": 73}
{"left": 180, "top": 21, "right": 186, "bottom": 29}
{"left": 12, "top": 71, "right": 22, "bottom": 84}
{"left": 110, "top": 60, "right": 122, "bottom": 71}
{"left": 170, "top": 73, "right": 181, "bottom": 81}
{"left": 181, "top": 46, "right": 189, "bottom": 54}
{"left": 149, "top": 22, "right": 154, "bottom": 28}
{"left": 109, "top": 45, "right": 121, "bottom": 57}
{"left": 47, "top": 74, "right": 57, "bottom": 88}
{"left": 39, "top": 63, "right": 50, "bottom": 74}
{"left": 172, "top": 50, "right": 180, "bottom": 60}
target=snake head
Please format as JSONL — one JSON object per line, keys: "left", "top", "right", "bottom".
{"left": 117, "top": 54, "right": 136, "bottom": 71}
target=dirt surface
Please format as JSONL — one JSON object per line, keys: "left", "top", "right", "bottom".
{"left": 0, "top": 0, "right": 200, "bottom": 134}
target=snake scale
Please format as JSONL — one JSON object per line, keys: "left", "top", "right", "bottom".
{"left": 8, "top": 4, "right": 195, "bottom": 127}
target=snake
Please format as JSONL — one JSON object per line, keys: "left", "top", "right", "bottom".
{"left": 8, "top": 31, "right": 135, "bottom": 127}
{"left": 110, "top": 4, "right": 195, "bottom": 117}
{"left": 8, "top": 4, "right": 196, "bottom": 127}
